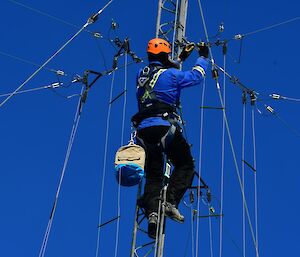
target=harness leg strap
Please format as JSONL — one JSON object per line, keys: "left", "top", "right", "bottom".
{"left": 160, "top": 125, "right": 176, "bottom": 151}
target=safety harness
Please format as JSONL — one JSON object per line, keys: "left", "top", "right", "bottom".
{"left": 131, "top": 64, "right": 182, "bottom": 152}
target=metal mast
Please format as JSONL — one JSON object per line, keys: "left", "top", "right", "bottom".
{"left": 130, "top": 2, "right": 190, "bottom": 257}
{"left": 156, "top": 0, "right": 189, "bottom": 59}
{"left": 130, "top": 162, "right": 171, "bottom": 257}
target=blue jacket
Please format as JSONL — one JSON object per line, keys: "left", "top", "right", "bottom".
{"left": 136, "top": 57, "right": 209, "bottom": 129}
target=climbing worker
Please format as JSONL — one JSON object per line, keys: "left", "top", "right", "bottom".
{"left": 131, "top": 38, "right": 209, "bottom": 239}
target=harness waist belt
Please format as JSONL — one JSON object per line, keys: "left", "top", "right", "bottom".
{"left": 131, "top": 101, "right": 178, "bottom": 127}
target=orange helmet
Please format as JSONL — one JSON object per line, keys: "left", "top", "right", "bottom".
{"left": 147, "top": 38, "right": 171, "bottom": 55}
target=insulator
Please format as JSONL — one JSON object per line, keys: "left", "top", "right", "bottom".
{"left": 81, "top": 90, "right": 88, "bottom": 103}
{"left": 51, "top": 82, "right": 60, "bottom": 88}
{"left": 219, "top": 22, "right": 225, "bottom": 32}
{"left": 190, "top": 190, "right": 195, "bottom": 204}
{"left": 93, "top": 32, "right": 102, "bottom": 38}
{"left": 72, "top": 75, "right": 83, "bottom": 83}
{"left": 82, "top": 72, "right": 89, "bottom": 86}
{"left": 271, "top": 93, "right": 281, "bottom": 99}
{"left": 124, "top": 39, "right": 130, "bottom": 53}
{"left": 112, "top": 56, "right": 118, "bottom": 69}
{"left": 193, "top": 209, "right": 198, "bottom": 217}
{"left": 250, "top": 93, "right": 257, "bottom": 105}
{"left": 266, "top": 105, "right": 274, "bottom": 113}
{"left": 212, "top": 69, "right": 219, "bottom": 79}
{"left": 234, "top": 34, "right": 243, "bottom": 40}
{"left": 56, "top": 70, "right": 65, "bottom": 76}
{"left": 111, "top": 19, "right": 118, "bottom": 30}
{"left": 222, "top": 43, "right": 227, "bottom": 55}
{"left": 88, "top": 13, "right": 99, "bottom": 24}
{"left": 206, "top": 190, "right": 212, "bottom": 202}
{"left": 242, "top": 91, "right": 247, "bottom": 104}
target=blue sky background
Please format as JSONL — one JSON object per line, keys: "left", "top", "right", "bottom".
{"left": 1, "top": 0, "right": 300, "bottom": 256}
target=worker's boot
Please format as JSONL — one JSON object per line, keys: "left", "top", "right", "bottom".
{"left": 165, "top": 202, "right": 184, "bottom": 223}
{"left": 148, "top": 212, "right": 158, "bottom": 239}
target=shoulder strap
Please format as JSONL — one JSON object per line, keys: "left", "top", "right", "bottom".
{"left": 137, "top": 66, "right": 151, "bottom": 88}
{"left": 139, "top": 67, "right": 167, "bottom": 103}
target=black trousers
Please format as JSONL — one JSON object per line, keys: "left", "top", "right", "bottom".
{"left": 137, "top": 126, "right": 194, "bottom": 215}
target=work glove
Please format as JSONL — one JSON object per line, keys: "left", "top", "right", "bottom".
{"left": 197, "top": 42, "right": 209, "bottom": 58}
{"left": 178, "top": 43, "right": 195, "bottom": 62}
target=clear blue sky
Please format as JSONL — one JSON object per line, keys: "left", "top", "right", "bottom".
{"left": 1, "top": 0, "right": 300, "bottom": 256}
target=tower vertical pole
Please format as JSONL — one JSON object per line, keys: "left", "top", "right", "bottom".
{"left": 155, "top": 0, "right": 189, "bottom": 59}
{"left": 130, "top": 183, "right": 142, "bottom": 257}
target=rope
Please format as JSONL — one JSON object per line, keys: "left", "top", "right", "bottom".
{"left": 242, "top": 16, "right": 300, "bottom": 38}
{"left": 94, "top": 38, "right": 109, "bottom": 71}
{"left": 196, "top": 0, "right": 214, "bottom": 60}
{"left": 38, "top": 86, "right": 85, "bottom": 257}
{"left": 0, "top": 27, "right": 83, "bottom": 108}
{"left": 114, "top": 52, "right": 128, "bottom": 257}
{"left": 182, "top": 204, "right": 195, "bottom": 257}
{"left": 0, "top": 83, "right": 63, "bottom": 97}
{"left": 95, "top": 72, "right": 115, "bottom": 257}
{"left": 0, "top": 50, "right": 61, "bottom": 74}
{"left": 271, "top": 110, "right": 300, "bottom": 139}
{"left": 196, "top": 1, "right": 260, "bottom": 256}
{"left": 208, "top": 205, "right": 214, "bottom": 257}
{"left": 218, "top": 92, "right": 260, "bottom": 257}
{"left": 195, "top": 78, "right": 206, "bottom": 257}
{"left": 191, "top": 207, "right": 195, "bottom": 257}
{"left": 0, "top": 0, "right": 113, "bottom": 108}
{"left": 208, "top": 204, "right": 214, "bottom": 257}
{"left": 242, "top": 103, "right": 246, "bottom": 257}
{"left": 252, "top": 107, "right": 259, "bottom": 257}
{"left": 219, "top": 53, "right": 226, "bottom": 257}
{"left": 7, "top": 0, "right": 103, "bottom": 38}
{"left": 280, "top": 96, "right": 300, "bottom": 102}
{"left": 270, "top": 93, "right": 300, "bottom": 102}
{"left": 120, "top": 54, "right": 128, "bottom": 144}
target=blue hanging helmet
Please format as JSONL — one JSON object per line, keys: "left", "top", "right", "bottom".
{"left": 115, "top": 143, "right": 145, "bottom": 186}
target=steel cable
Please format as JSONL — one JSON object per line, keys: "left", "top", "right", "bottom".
{"left": 114, "top": 52, "right": 128, "bottom": 257}
{"left": 38, "top": 86, "right": 85, "bottom": 257}
{"left": 0, "top": 83, "right": 63, "bottom": 97}
{"left": 242, "top": 16, "right": 300, "bottom": 38}
{"left": 252, "top": 107, "right": 259, "bottom": 257}
{"left": 7, "top": 0, "right": 106, "bottom": 38}
{"left": 0, "top": 50, "right": 61, "bottom": 74}
{"left": 242, "top": 103, "right": 246, "bottom": 257}
{"left": 196, "top": 0, "right": 260, "bottom": 256}
{"left": 0, "top": 0, "right": 113, "bottom": 108}
{"left": 219, "top": 53, "right": 226, "bottom": 257}
{"left": 208, "top": 205, "right": 214, "bottom": 257}
{"left": 195, "top": 78, "right": 206, "bottom": 257}
{"left": 95, "top": 72, "right": 115, "bottom": 257}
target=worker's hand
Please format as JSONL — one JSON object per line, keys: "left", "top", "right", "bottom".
{"left": 197, "top": 42, "right": 209, "bottom": 58}
{"left": 178, "top": 43, "right": 195, "bottom": 62}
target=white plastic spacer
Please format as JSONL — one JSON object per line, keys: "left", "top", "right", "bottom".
{"left": 271, "top": 93, "right": 280, "bottom": 99}
{"left": 56, "top": 70, "right": 65, "bottom": 76}
{"left": 51, "top": 82, "right": 60, "bottom": 88}
{"left": 266, "top": 105, "right": 274, "bottom": 113}
{"left": 93, "top": 32, "right": 102, "bottom": 38}
{"left": 234, "top": 34, "right": 243, "bottom": 40}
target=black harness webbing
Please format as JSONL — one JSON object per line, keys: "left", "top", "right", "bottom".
{"left": 133, "top": 65, "right": 182, "bottom": 152}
